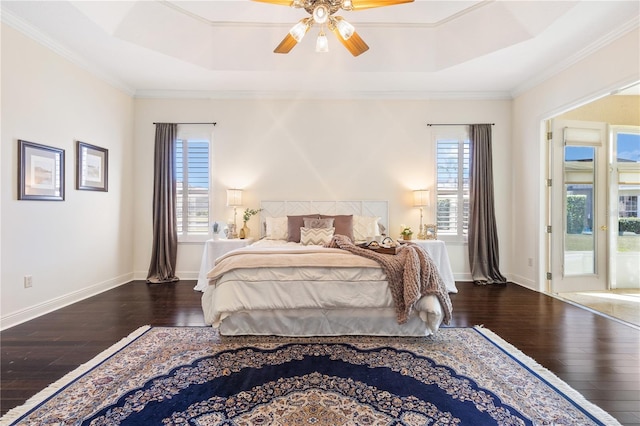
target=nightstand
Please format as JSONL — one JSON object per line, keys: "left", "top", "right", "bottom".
{"left": 409, "top": 240, "right": 457, "bottom": 293}
{"left": 194, "top": 238, "right": 254, "bottom": 291}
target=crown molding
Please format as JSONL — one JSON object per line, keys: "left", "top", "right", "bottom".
{"left": 1, "top": 9, "right": 136, "bottom": 97}
{"left": 133, "top": 89, "right": 512, "bottom": 101}
{"left": 511, "top": 15, "right": 640, "bottom": 98}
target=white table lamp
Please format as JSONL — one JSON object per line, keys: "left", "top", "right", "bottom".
{"left": 413, "top": 189, "right": 430, "bottom": 239}
{"left": 226, "top": 189, "right": 243, "bottom": 239}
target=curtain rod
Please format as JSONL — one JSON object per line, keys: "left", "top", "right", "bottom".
{"left": 153, "top": 122, "right": 216, "bottom": 126}
{"left": 427, "top": 123, "right": 494, "bottom": 126}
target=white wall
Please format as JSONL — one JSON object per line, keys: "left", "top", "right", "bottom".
{"left": 0, "top": 24, "right": 135, "bottom": 328}
{"left": 511, "top": 28, "right": 640, "bottom": 291}
{"left": 133, "top": 98, "right": 513, "bottom": 282}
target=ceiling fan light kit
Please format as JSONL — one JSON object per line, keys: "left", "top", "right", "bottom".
{"left": 333, "top": 16, "right": 355, "bottom": 40}
{"left": 254, "top": 0, "right": 414, "bottom": 56}
{"left": 289, "top": 18, "right": 312, "bottom": 42}
{"left": 315, "top": 30, "right": 329, "bottom": 52}
{"left": 312, "top": 4, "right": 330, "bottom": 23}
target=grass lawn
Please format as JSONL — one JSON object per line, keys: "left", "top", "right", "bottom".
{"left": 565, "top": 234, "right": 640, "bottom": 252}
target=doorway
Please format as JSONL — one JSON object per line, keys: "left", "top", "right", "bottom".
{"left": 546, "top": 96, "right": 640, "bottom": 324}
{"left": 549, "top": 119, "right": 608, "bottom": 293}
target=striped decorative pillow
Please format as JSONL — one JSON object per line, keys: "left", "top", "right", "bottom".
{"left": 300, "top": 227, "right": 335, "bottom": 245}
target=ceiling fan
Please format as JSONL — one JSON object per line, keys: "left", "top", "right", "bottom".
{"left": 253, "top": 0, "right": 414, "bottom": 56}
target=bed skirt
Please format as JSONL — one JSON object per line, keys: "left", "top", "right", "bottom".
{"left": 207, "top": 297, "right": 444, "bottom": 337}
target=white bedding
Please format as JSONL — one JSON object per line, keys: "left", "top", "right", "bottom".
{"left": 202, "top": 239, "right": 449, "bottom": 336}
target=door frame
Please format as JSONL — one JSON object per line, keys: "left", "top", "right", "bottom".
{"left": 547, "top": 119, "right": 609, "bottom": 294}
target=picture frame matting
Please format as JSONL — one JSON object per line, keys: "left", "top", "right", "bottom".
{"left": 18, "top": 139, "right": 65, "bottom": 201}
{"left": 76, "top": 141, "right": 108, "bottom": 192}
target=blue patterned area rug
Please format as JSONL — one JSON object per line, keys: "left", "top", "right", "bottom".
{"left": 1, "top": 326, "right": 620, "bottom": 425}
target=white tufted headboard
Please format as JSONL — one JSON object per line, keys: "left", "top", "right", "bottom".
{"left": 259, "top": 200, "right": 389, "bottom": 238}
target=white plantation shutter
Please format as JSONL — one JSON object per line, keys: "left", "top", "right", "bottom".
{"left": 436, "top": 132, "right": 470, "bottom": 239}
{"left": 175, "top": 125, "right": 212, "bottom": 240}
{"left": 176, "top": 140, "right": 209, "bottom": 237}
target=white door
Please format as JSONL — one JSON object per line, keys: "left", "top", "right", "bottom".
{"left": 610, "top": 126, "right": 640, "bottom": 289}
{"left": 549, "top": 119, "right": 608, "bottom": 293}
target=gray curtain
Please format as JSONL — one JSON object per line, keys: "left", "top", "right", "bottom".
{"left": 147, "top": 123, "right": 180, "bottom": 284}
{"left": 468, "top": 124, "right": 507, "bottom": 285}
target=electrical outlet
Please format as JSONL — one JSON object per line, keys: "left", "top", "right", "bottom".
{"left": 528, "top": 258, "right": 533, "bottom": 267}
{"left": 24, "top": 275, "right": 32, "bottom": 288}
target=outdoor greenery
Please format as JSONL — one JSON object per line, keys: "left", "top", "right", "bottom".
{"left": 437, "top": 199, "right": 450, "bottom": 230}
{"left": 566, "top": 194, "right": 587, "bottom": 234}
{"left": 619, "top": 217, "right": 640, "bottom": 234}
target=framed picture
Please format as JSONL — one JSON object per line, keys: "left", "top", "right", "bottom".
{"left": 425, "top": 224, "right": 438, "bottom": 240}
{"left": 76, "top": 141, "right": 108, "bottom": 191}
{"left": 18, "top": 140, "right": 65, "bottom": 201}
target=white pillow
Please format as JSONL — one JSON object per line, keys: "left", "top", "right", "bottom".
{"left": 352, "top": 215, "right": 381, "bottom": 242}
{"left": 300, "top": 227, "right": 335, "bottom": 245}
{"left": 265, "top": 216, "right": 288, "bottom": 240}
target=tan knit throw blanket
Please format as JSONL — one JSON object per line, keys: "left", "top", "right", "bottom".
{"left": 325, "top": 235, "right": 452, "bottom": 325}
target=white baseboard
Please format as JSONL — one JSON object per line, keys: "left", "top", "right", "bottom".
{"left": 133, "top": 270, "right": 147, "bottom": 280}
{"left": 0, "top": 273, "right": 134, "bottom": 331}
{"left": 453, "top": 273, "right": 472, "bottom": 282}
{"left": 508, "top": 274, "right": 539, "bottom": 291}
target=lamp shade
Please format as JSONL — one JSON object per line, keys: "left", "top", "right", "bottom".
{"left": 226, "top": 189, "right": 243, "bottom": 207}
{"left": 413, "top": 189, "right": 430, "bottom": 207}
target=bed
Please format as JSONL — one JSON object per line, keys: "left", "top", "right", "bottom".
{"left": 201, "top": 201, "right": 455, "bottom": 337}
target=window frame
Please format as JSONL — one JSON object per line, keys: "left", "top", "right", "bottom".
{"left": 434, "top": 127, "right": 470, "bottom": 243}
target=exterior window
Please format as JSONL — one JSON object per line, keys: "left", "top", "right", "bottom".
{"left": 436, "top": 131, "right": 470, "bottom": 240}
{"left": 176, "top": 139, "right": 209, "bottom": 240}
{"left": 619, "top": 196, "right": 638, "bottom": 218}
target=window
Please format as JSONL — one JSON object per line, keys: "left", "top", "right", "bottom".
{"left": 435, "top": 130, "right": 470, "bottom": 240}
{"left": 176, "top": 138, "right": 209, "bottom": 240}
{"left": 619, "top": 196, "right": 637, "bottom": 217}
{"left": 615, "top": 130, "right": 640, "bottom": 219}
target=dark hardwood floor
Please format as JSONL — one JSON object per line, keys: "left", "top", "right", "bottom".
{"left": 2, "top": 281, "right": 639, "bottom": 424}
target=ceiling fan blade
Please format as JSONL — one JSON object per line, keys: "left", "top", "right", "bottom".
{"left": 274, "top": 33, "right": 298, "bottom": 54}
{"left": 331, "top": 28, "right": 369, "bottom": 57}
{"left": 350, "top": 0, "right": 414, "bottom": 10}
{"left": 252, "top": 0, "right": 294, "bottom": 6}
{"left": 274, "top": 18, "right": 311, "bottom": 54}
